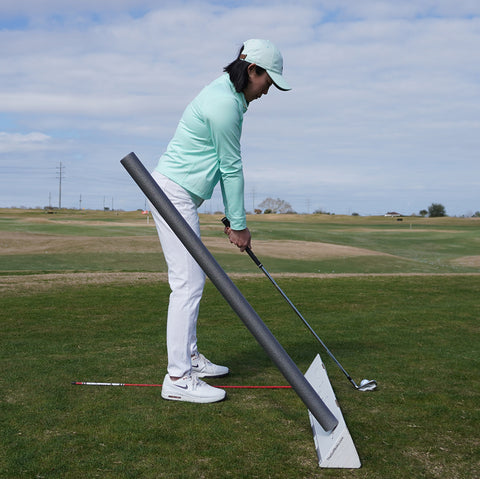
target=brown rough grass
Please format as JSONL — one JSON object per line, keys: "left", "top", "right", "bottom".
{"left": 0, "top": 231, "right": 391, "bottom": 259}
{"left": 2, "top": 272, "right": 480, "bottom": 297}
{"left": 2, "top": 229, "right": 479, "bottom": 296}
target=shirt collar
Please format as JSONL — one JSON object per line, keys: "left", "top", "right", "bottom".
{"left": 224, "top": 73, "right": 248, "bottom": 113}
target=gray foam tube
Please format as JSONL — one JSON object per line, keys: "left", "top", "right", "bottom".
{"left": 120, "top": 152, "right": 338, "bottom": 432}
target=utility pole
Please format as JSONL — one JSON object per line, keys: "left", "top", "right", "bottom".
{"left": 79, "top": 194, "right": 82, "bottom": 210}
{"left": 56, "top": 162, "right": 65, "bottom": 209}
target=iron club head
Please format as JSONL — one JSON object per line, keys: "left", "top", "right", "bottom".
{"left": 357, "top": 379, "right": 377, "bottom": 391}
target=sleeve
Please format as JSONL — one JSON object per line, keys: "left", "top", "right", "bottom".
{"left": 205, "top": 97, "right": 247, "bottom": 230}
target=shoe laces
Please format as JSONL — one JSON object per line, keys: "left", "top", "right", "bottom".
{"left": 188, "top": 374, "right": 200, "bottom": 390}
{"left": 198, "top": 353, "right": 212, "bottom": 367}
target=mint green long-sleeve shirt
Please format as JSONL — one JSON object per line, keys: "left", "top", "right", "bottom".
{"left": 155, "top": 73, "right": 248, "bottom": 230}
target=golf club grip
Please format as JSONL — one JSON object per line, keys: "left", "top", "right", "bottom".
{"left": 221, "top": 217, "right": 262, "bottom": 267}
{"left": 246, "top": 247, "right": 262, "bottom": 267}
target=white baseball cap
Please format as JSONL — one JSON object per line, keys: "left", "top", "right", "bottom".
{"left": 240, "top": 39, "right": 291, "bottom": 91}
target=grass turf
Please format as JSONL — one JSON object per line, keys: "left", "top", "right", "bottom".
{"left": 1, "top": 210, "right": 479, "bottom": 477}
{"left": 1, "top": 210, "right": 479, "bottom": 275}
{"left": 1, "top": 276, "right": 479, "bottom": 478}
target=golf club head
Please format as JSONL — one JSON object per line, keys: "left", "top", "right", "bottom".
{"left": 357, "top": 379, "right": 377, "bottom": 391}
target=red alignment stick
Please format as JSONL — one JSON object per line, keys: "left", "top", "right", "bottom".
{"left": 72, "top": 381, "right": 291, "bottom": 389}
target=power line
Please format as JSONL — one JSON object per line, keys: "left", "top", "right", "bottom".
{"left": 56, "top": 162, "right": 65, "bottom": 208}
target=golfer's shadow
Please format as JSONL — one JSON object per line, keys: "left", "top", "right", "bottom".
{"left": 207, "top": 337, "right": 320, "bottom": 386}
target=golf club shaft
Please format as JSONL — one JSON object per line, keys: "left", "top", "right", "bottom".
{"left": 221, "top": 217, "right": 359, "bottom": 389}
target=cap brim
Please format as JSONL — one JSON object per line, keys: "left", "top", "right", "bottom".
{"left": 268, "top": 70, "right": 291, "bottom": 91}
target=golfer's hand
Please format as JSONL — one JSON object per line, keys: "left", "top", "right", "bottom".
{"left": 224, "top": 227, "right": 251, "bottom": 252}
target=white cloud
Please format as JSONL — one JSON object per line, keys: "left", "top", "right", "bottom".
{"left": 0, "top": 1, "right": 479, "bottom": 215}
{"left": 0, "top": 131, "right": 53, "bottom": 152}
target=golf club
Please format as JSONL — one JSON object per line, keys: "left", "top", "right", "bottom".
{"left": 222, "top": 217, "right": 377, "bottom": 392}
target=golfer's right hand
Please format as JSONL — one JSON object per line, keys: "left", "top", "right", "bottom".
{"left": 225, "top": 227, "right": 251, "bottom": 252}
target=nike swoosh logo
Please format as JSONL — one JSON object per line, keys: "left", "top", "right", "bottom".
{"left": 192, "top": 364, "right": 199, "bottom": 368}
{"left": 175, "top": 384, "right": 188, "bottom": 390}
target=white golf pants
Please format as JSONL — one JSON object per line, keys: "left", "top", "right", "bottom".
{"left": 150, "top": 171, "right": 206, "bottom": 378}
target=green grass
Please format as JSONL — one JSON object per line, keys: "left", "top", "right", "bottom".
{"left": 1, "top": 209, "right": 479, "bottom": 477}
{"left": 1, "top": 209, "right": 479, "bottom": 274}
{"left": 0, "top": 253, "right": 167, "bottom": 274}
{"left": 238, "top": 217, "right": 480, "bottom": 269}
{"left": 1, "top": 277, "right": 479, "bottom": 478}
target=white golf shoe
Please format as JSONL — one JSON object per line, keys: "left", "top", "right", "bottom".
{"left": 161, "top": 374, "right": 226, "bottom": 403}
{"left": 191, "top": 353, "right": 229, "bottom": 378}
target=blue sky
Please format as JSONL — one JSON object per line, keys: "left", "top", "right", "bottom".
{"left": 1, "top": 0, "right": 479, "bottom": 216}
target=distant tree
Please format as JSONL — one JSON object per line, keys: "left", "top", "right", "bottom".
{"left": 254, "top": 209, "right": 262, "bottom": 215}
{"left": 419, "top": 209, "right": 428, "bottom": 217}
{"left": 428, "top": 203, "right": 447, "bottom": 217}
{"left": 473, "top": 211, "right": 480, "bottom": 217}
{"left": 258, "top": 197, "right": 293, "bottom": 214}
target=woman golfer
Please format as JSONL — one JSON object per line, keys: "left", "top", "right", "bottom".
{"left": 150, "top": 39, "right": 291, "bottom": 403}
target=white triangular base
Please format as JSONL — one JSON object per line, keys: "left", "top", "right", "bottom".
{"left": 305, "top": 354, "right": 361, "bottom": 468}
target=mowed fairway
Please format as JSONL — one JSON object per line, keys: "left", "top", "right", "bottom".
{"left": 1, "top": 209, "right": 479, "bottom": 478}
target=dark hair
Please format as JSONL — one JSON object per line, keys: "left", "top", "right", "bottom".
{"left": 224, "top": 46, "right": 266, "bottom": 92}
